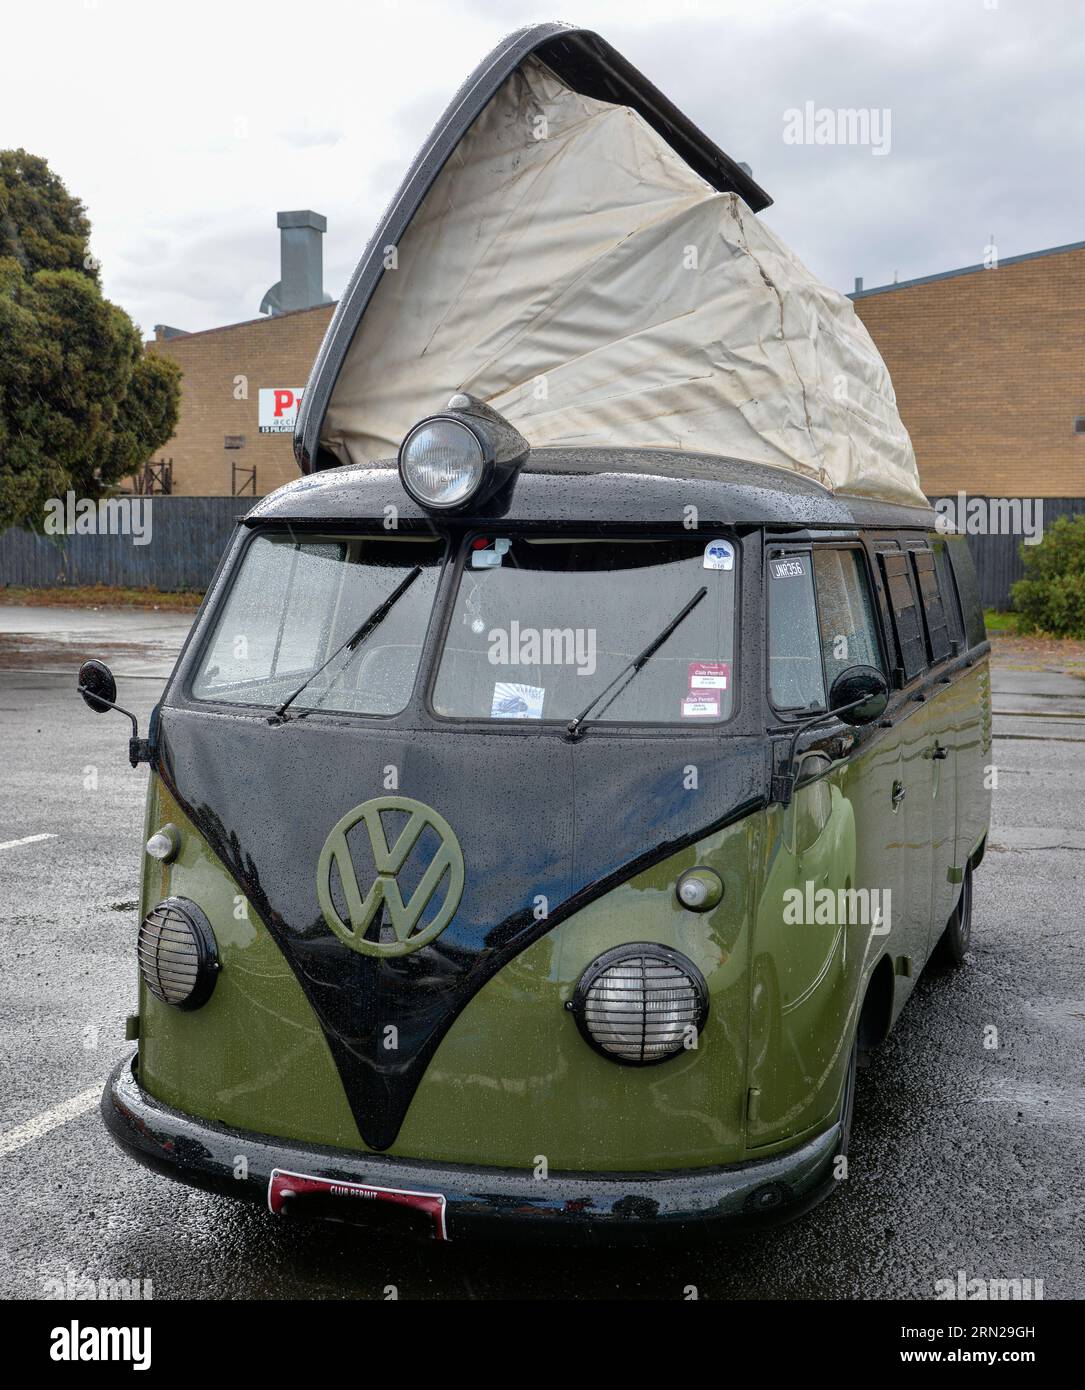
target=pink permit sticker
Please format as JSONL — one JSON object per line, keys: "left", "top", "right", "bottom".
{"left": 681, "top": 693, "right": 721, "bottom": 718}
{"left": 688, "top": 661, "right": 730, "bottom": 691}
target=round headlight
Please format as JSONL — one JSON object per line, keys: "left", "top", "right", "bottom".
{"left": 137, "top": 897, "right": 219, "bottom": 1010}
{"left": 399, "top": 417, "right": 486, "bottom": 509}
{"left": 569, "top": 944, "right": 709, "bottom": 1065}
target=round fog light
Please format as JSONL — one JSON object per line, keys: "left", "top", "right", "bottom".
{"left": 137, "top": 897, "right": 219, "bottom": 1010}
{"left": 569, "top": 943, "right": 709, "bottom": 1065}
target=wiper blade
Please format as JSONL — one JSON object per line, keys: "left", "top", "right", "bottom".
{"left": 268, "top": 565, "right": 423, "bottom": 723}
{"left": 566, "top": 586, "right": 708, "bottom": 740}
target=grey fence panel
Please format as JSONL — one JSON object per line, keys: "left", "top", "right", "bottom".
{"left": 0, "top": 497, "right": 246, "bottom": 592}
{"left": 930, "top": 496, "right": 1085, "bottom": 611}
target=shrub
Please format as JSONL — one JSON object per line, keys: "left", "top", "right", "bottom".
{"left": 1011, "top": 515, "right": 1085, "bottom": 638}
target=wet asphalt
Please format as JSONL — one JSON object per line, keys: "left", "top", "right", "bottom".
{"left": 0, "top": 607, "right": 1082, "bottom": 1300}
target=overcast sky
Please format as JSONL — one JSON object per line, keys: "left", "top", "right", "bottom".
{"left": 3, "top": 0, "right": 1082, "bottom": 336}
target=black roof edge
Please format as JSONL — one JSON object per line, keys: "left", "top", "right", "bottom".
{"left": 294, "top": 22, "right": 771, "bottom": 476}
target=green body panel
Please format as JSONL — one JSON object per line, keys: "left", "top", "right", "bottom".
{"left": 137, "top": 781, "right": 363, "bottom": 1148}
{"left": 135, "top": 657, "right": 991, "bottom": 1170}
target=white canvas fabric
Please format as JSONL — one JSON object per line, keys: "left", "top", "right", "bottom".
{"left": 321, "top": 56, "right": 925, "bottom": 507}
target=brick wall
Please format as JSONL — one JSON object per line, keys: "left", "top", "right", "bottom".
{"left": 146, "top": 304, "right": 336, "bottom": 496}
{"left": 853, "top": 245, "right": 1085, "bottom": 498}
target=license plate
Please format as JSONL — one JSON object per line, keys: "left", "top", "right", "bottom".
{"left": 268, "top": 1168, "right": 449, "bottom": 1240}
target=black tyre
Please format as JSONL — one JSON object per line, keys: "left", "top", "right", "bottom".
{"left": 934, "top": 864, "right": 973, "bottom": 967}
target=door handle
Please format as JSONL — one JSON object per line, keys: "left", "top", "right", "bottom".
{"left": 931, "top": 742, "right": 948, "bottom": 761}
{"left": 891, "top": 780, "right": 906, "bottom": 805}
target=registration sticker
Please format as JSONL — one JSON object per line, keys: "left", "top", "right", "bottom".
{"left": 770, "top": 555, "right": 807, "bottom": 580}
{"left": 491, "top": 682, "right": 545, "bottom": 719}
{"left": 681, "top": 693, "right": 721, "bottom": 718}
{"left": 703, "top": 538, "right": 735, "bottom": 570}
{"left": 268, "top": 1169, "right": 449, "bottom": 1240}
{"left": 688, "top": 660, "right": 730, "bottom": 691}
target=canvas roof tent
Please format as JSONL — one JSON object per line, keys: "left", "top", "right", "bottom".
{"left": 295, "top": 22, "right": 926, "bottom": 508}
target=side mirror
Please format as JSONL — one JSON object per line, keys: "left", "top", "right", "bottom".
{"left": 78, "top": 659, "right": 118, "bottom": 714}
{"left": 829, "top": 665, "right": 889, "bottom": 727}
{"left": 76, "top": 659, "right": 153, "bottom": 768}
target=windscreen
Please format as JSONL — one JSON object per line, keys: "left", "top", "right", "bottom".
{"left": 191, "top": 533, "right": 444, "bottom": 715}
{"left": 432, "top": 535, "right": 738, "bottom": 724}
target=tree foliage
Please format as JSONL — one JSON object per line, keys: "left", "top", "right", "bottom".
{"left": 0, "top": 149, "right": 181, "bottom": 532}
{"left": 1011, "top": 515, "right": 1085, "bottom": 639}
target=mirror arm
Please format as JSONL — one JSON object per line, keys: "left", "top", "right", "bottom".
{"left": 770, "top": 695, "right": 872, "bottom": 807}
{"left": 76, "top": 686, "right": 153, "bottom": 769}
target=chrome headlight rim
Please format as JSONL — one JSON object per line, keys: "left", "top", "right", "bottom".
{"left": 137, "top": 896, "right": 219, "bottom": 1011}
{"left": 568, "top": 942, "right": 709, "bottom": 1068}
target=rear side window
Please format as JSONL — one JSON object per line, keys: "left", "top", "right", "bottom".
{"left": 812, "top": 548, "right": 884, "bottom": 689}
{"left": 932, "top": 538, "right": 964, "bottom": 646}
{"left": 878, "top": 549, "right": 926, "bottom": 682}
{"left": 768, "top": 551, "right": 826, "bottom": 712}
{"left": 909, "top": 546, "right": 953, "bottom": 664}
{"left": 945, "top": 534, "right": 987, "bottom": 648}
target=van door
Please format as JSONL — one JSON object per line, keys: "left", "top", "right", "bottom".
{"left": 750, "top": 543, "right": 894, "bottom": 1146}
{"left": 874, "top": 543, "right": 934, "bottom": 991}
{"left": 910, "top": 538, "right": 961, "bottom": 946}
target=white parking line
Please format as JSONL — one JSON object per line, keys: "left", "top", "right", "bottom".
{"left": 0, "top": 832, "right": 57, "bottom": 852}
{"left": 0, "top": 1088, "right": 100, "bottom": 1158}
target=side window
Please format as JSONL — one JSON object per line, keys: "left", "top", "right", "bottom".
{"left": 932, "top": 537, "right": 964, "bottom": 647}
{"left": 877, "top": 547, "right": 927, "bottom": 682}
{"left": 768, "top": 550, "right": 827, "bottom": 713}
{"left": 812, "top": 548, "right": 884, "bottom": 689}
{"left": 945, "top": 534, "right": 987, "bottom": 648}
{"left": 909, "top": 545, "right": 953, "bottom": 664}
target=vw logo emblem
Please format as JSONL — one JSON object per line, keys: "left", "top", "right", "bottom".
{"left": 316, "top": 796, "right": 465, "bottom": 957}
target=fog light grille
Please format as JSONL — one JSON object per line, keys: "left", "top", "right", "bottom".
{"left": 570, "top": 944, "right": 708, "bottom": 1066}
{"left": 137, "top": 897, "right": 218, "bottom": 1010}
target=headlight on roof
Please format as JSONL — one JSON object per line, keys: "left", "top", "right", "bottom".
{"left": 568, "top": 944, "right": 708, "bottom": 1065}
{"left": 137, "top": 897, "right": 219, "bottom": 1010}
{"left": 397, "top": 393, "right": 529, "bottom": 512}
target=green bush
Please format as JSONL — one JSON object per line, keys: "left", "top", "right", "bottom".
{"left": 1011, "top": 515, "right": 1085, "bottom": 638}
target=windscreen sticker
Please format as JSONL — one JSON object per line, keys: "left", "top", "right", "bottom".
{"left": 491, "top": 682, "right": 545, "bottom": 719}
{"left": 688, "top": 660, "right": 730, "bottom": 691}
{"left": 770, "top": 555, "right": 808, "bottom": 580}
{"left": 471, "top": 537, "right": 512, "bottom": 569}
{"left": 703, "top": 539, "right": 735, "bottom": 571}
{"left": 681, "top": 693, "right": 721, "bottom": 718}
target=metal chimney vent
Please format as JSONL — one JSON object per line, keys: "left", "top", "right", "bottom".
{"left": 261, "top": 210, "right": 331, "bottom": 316}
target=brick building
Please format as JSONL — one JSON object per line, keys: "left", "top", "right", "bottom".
{"left": 140, "top": 210, "right": 335, "bottom": 498}
{"left": 146, "top": 302, "right": 334, "bottom": 497}
{"left": 851, "top": 239, "right": 1085, "bottom": 498}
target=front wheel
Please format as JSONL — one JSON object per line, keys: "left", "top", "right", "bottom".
{"left": 934, "top": 865, "right": 973, "bottom": 967}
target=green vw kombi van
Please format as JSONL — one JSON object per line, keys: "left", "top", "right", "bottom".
{"left": 86, "top": 24, "right": 990, "bottom": 1240}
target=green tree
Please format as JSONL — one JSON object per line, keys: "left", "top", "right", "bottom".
{"left": 0, "top": 149, "right": 181, "bottom": 532}
{"left": 1011, "top": 515, "right": 1085, "bottom": 639}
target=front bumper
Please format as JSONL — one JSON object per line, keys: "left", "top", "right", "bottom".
{"left": 102, "top": 1050, "right": 842, "bottom": 1241}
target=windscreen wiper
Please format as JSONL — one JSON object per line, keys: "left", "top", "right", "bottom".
{"left": 268, "top": 565, "right": 423, "bottom": 723}
{"left": 565, "top": 586, "right": 708, "bottom": 741}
